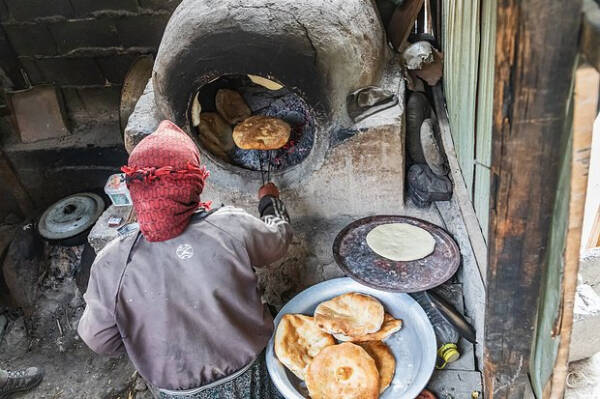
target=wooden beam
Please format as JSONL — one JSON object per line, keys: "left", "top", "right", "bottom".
{"left": 387, "top": 0, "right": 425, "bottom": 50}
{"left": 548, "top": 64, "right": 599, "bottom": 399}
{"left": 582, "top": 0, "right": 600, "bottom": 71}
{"left": 483, "top": 1, "right": 582, "bottom": 398}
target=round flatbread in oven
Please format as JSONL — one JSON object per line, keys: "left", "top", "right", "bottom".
{"left": 306, "top": 343, "right": 380, "bottom": 399}
{"left": 366, "top": 223, "right": 436, "bottom": 261}
{"left": 274, "top": 314, "right": 335, "bottom": 380}
{"left": 357, "top": 341, "right": 396, "bottom": 393}
{"left": 334, "top": 313, "right": 403, "bottom": 342}
{"left": 232, "top": 115, "right": 291, "bottom": 150}
{"left": 314, "top": 293, "right": 384, "bottom": 337}
{"left": 215, "top": 88, "right": 251, "bottom": 125}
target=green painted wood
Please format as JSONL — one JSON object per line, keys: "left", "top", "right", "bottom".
{"left": 530, "top": 124, "right": 572, "bottom": 397}
{"left": 473, "top": 0, "right": 496, "bottom": 241}
{"left": 442, "top": 0, "right": 481, "bottom": 196}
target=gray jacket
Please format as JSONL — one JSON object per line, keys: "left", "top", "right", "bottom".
{"left": 78, "top": 200, "right": 292, "bottom": 391}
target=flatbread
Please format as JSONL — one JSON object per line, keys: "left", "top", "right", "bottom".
{"left": 215, "top": 89, "right": 251, "bottom": 125}
{"left": 358, "top": 341, "right": 396, "bottom": 393}
{"left": 366, "top": 223, "right": 436, "bottom": 261}
{"left": 306, "top": 343, "right": 380, "bottom": 399}
{"left": 334, "top": 313, "right": 403, "bottom": 342}
{"left": 274, "top": 314, "right": 335, "bottom": 380}
{"left": 232, "top": 115, "right": 291, "bottom": 150}
{"left": 315, "top": 293, "right": 384, "bottom": 337}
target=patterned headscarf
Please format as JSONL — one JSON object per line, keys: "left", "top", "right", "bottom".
{"left": 122, "top": 120, "right": 211, "bottom": 242}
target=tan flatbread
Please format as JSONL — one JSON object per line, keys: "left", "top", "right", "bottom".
{"left": 215, "top": 89, "right": 251, "bottom": 125}
{"left": 197, "top": 112, "right": 234, "bottom": 160}
{"left": 232, "top": 115, "right": 291, "bottom": 150}
{"left": 366, "top": 223, "right": 436, "bottom": 261}
{"left": 274, "top": 314, "right": 335, "bottom": 380}
{"left": 315, "top": 293, "right": 384, "bottom": 337}
{"left": 306, "top": 343, "right": 380, "bottom": 399}
{"left": 334, "top": 313, "right": 403, "bottom": 342}
{"left": 358, "top": 341, "right": 396, "bottom": 393}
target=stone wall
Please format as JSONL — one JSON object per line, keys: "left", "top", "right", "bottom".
{"left": 0, "top": 0, "right": 182, "bottom": 218}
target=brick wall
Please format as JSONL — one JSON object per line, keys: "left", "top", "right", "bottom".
{"left": 0, "top": 0, "right": 183, "bottom": 130}
{"left": 0, "top": 0, "right": 183, "bottom": 219}
{"left": 0, "top": 0, "right": 179, "bottom": 88}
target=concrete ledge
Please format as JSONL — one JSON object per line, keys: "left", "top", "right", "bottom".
{"left": 570, "top": 284, "right": 600, "bottom": 361}
{"left": 580, "top": 247, "right": 600, "bottom": 296}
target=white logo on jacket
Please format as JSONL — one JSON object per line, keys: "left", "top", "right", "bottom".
{"left": 176, "top": 244, "right": 194, "bottom": 260}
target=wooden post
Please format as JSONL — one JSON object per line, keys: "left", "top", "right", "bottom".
{"left": 546, "top": 64, "right": 600, "bottom": 399}
{"left": 484, "top": 1, "right": 582, "bottom": 398}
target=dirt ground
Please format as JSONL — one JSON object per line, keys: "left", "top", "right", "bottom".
{"left": 0, "top": 242, "right": 151, "bottom": 399}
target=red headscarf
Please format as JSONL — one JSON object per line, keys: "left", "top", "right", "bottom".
{"left": 121, "top": 120, "right": 211, "bottom": 242}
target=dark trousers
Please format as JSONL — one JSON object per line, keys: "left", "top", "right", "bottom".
{"left": 149, "top": 352, "right": 285, "bottom": 399}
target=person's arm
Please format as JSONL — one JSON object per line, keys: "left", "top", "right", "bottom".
{"left": 244, "top": 183, "right": 293, "bottom": 266}
{"left": 77, "top": 250, "right": 125, "bottom": 357}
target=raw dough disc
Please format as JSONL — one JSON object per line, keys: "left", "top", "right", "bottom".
{"left": 366, "top": 223, "right": 436, "bottom": 262}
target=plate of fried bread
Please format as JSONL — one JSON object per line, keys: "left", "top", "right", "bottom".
{"left": 266, "top": 277, "right": 436, "bottom": 399}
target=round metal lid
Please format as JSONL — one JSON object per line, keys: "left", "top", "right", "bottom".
{"left": 333, "top": 215, "right": 460, "bottom": 293}
{"left": 38, "top": 193, "right": 105, "bottom": 240}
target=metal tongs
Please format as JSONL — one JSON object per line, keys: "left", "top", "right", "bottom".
{"left": 258, "top": 150, "right": 274, "bottom": 185}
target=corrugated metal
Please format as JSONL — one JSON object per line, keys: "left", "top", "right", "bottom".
{"left": 473, "top": 0, "right": 496, "bottom": 241}
{"left": 442, "top": 0, "right": 493, "bottom": 240}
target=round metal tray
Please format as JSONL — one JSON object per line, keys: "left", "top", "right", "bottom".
{"left": 333, "top": 216, "right": 461, "bottom": 293}
{"left": 266, "top": 278, "right": 436, "bottom": 399}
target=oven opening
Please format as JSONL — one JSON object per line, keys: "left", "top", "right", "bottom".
{"left": 190, "top": 74, "right": 316, "bottom": 172}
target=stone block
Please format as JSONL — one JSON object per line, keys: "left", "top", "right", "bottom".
{"left": 88, "top": 205, "right": 133, "bottom": 254}
{"left": 50, "top": 19, "right": 119, "bottom": 54}
{"left": 580, "top": 247, "right": 600, "bottom": 296}
{"left": 570, "top": 284, "right": 600, "bottom": 361}
{"left": 35, "top": 57, "right": 105, "bottom": 86}
{"left": 96, "top": 54, "right": 138, "bottom": 85}
{"left": 116, "top": 14, "right": 170, "bottom": 48}
{"left": 70, "top": 0, "right": 139, "bottom": 16}
{"left": 4, "top": 0, "right": 74, "bottom": 21}
{"left": 138, "top": 0, "right": 182, "bottom": 11}
{"left": 124, "top": 79, "right": 161, "bottom": 153}
{"left": 2, "top": 23, "right": 58, "bottom": 56}
{"left": 427, "top": 369, "right": 482, "bottom": 398}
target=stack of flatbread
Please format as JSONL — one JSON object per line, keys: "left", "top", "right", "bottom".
{"left": 274, "top": 292, "right": 403, "bottom": 399}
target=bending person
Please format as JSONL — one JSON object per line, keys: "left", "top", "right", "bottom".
{"left": 78, "top": 121, "right": 292, "bottom": 399}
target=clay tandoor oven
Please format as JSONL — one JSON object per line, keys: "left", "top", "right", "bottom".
{"left": 151, "top": 0, "right": 387, "bottom": 185}
{"left": 124, "top": 0, "right": 408, "bottom": 304}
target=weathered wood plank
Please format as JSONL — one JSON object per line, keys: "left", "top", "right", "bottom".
{"left": 388, "top": 0, "right": 425, "bottom": 50}
{"left": 548, "top": 64, "right": 599, "bottom": 399}
{"left": 433, "top": 86, "right": 488, "bottom": 282}
{"left": 582, "top": 0, "right": 600, "bottom": 71}
{"left": 530, "top": 121, "right": 570, "bottom": 397}
{"left": 483, "top": 1, "right": 582, "bottom": 398}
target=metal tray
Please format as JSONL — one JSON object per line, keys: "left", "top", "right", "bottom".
{"left": 333, "top": 216, "right": 461, "bottom": 293}
{"left": 266, "top": 278, "right": 436, "bottom": 399}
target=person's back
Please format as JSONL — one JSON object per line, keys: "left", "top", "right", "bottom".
{"left": 78, "top": 121, "right": 292, "bottom": 397}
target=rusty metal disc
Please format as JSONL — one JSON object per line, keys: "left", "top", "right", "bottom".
{"left": 333, "top": 215, "right": 460, "bottom": 293}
